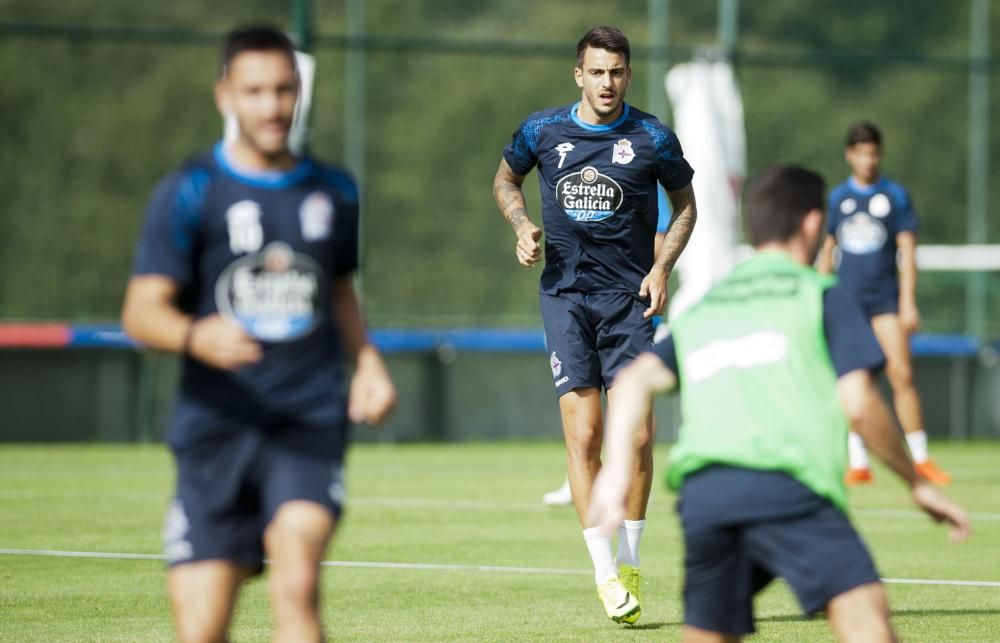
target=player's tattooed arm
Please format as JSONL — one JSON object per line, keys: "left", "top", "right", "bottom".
{"left": 492, "top": 158, "right": 530, "bottom": 230}
{"left": 493, "top": 158, "right": 543, "bottom": 267}
{"left": 656, "top": 183, "right": 697, "bottom": 274}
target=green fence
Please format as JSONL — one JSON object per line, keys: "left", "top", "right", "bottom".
{"left": 1, "top": 0, "right": 999, "bottom": 333}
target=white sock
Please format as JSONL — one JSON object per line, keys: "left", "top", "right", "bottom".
{"left": 615, "top": 519, "right": 646, "bottom": 568}
{"left": 583, "top": 527, "right": 618, "bottom": 585}
{"left": 847, "top": 432, "right": 869, "bottom": 469}
{"left": 906, "top": 430, "right": 929, "bottom": 464}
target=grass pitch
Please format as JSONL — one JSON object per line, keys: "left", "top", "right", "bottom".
{"left": 1, "top": 441, "right": 998, "bottom": 641}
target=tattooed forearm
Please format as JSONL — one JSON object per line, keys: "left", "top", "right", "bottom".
{"left": 493, "top": 158, "right": 533, "bottom": 232}
{"left": 656, "top": 184, "right": 698, "bottom": 272}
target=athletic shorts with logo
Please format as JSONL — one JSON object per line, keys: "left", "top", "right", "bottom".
{"left": 541, "top": 290, "right": 654, "bottom": 396}
{"left": 162, "top": 429, "right": 345, "bottom": 572}
{"left": 677, "top": 466, "right": 880, "bottom": 636}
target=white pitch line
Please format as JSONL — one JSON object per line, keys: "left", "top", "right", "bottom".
{"left": 319, "top": 560, "right": 589, "bottom": 575}
{"left": 882, "top": 578, "right": 1000, "bottom": 588}
{"left": 2, "top": 548, "right": 998, "bottom": 587}
{"left": 348, "top": 497, "right": 548, "bottom": 512}
{"left": 0, "top": 548, "right": 585, "bottom": 575}
{"left": 855, "top": 508, "right": 1000, "bottom": 522}
{"left": 0, "top": 548, "right": 165, "bottom": 560}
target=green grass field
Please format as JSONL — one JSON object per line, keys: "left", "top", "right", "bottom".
{"left": 1, "top": 441, "right": 998, "bottom": 641}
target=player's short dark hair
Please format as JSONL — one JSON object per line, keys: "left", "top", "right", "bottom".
{"left": 221, "top": 25, "right": 296, "bottom": 78}
{"left": 743, "top": 165, "right": 826, "bottom": 246}
{"left": 845, "top": 121, "right": 882, "bottom": 148}
{"left": 576, "top": 26, "right": 631, "bottom": 67}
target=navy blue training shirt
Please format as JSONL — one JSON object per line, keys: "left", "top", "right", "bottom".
{"left": 134, "top": 142, "right": 359, "bottom": 457}
{"left": 503, "top": 102, "right": 694, "bottom": 295}
{"left": 653, "top": 284, "right": 886, "bottom": 381}
{"left": 827, "top": 176, "right": 918, "bottom": 308}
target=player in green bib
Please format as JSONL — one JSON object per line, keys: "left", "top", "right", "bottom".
{"left": 588, "top": 165, "right": 969, "bottom": 641}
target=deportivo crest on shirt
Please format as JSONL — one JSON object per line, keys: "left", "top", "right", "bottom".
{"left": 300, "top": 191, "right": 334, "bottom": 241}
{"left": 611, "top": 138, "right": 635, "bottom": 165}
{"left": 550, "top": 351, "right": 562, "bottom": 377}
{"left": 868, "top": 193, "right": 891, "bottom": 218}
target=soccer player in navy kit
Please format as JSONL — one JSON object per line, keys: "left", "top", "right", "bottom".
{"left": 493, "top": 26, "right": 696, "bottom": 623}
{"left": 121, "top": 26, "right": 395, "bottom": 642}
{"left": 588, "top": 165, "right": 969, "bottom": 642}
{"left": 819, "top": 122, "right": 951, "bottom": 486}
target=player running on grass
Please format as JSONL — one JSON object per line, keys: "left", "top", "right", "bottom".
{"left": 819, "top": 122, "right": 951, "bottom": 486}
{"left": 493, "top": 26, "right": 696, "bottom": 624}
{"left": 588, "top": 164, "right": 969, "bottom": 642}
{"left": 122, "top": 25, "right": 395, "bottom": 642}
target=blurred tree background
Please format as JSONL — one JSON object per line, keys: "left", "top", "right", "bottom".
{"left": 0, "top": 0, "right": 998, "bottom": 332}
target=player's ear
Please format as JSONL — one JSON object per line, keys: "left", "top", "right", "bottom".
{"left": 214, "top": 79, "right": 232, "bottom": 118}
{"left": 574, "top": 65, "right": 584, "bottom": 89}
{"left": 803, "top": 208, "right": 823, "bottom": 238}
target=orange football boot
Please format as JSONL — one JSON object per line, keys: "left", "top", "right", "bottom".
{"left": 914, "top": 459, "right": 952, "bottom": 486}
{"left": 845, "top": 468, "right": 874, "bottom": 485}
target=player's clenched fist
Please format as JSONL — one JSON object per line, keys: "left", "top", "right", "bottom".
{"left": 187, "top": 314, "right": 262, "bottom": 370}
{"left": 515, "top": 223, "right": 543, "bottom": 266}
{"left": 348, "top": 345, "right": 397, "bottom": 424}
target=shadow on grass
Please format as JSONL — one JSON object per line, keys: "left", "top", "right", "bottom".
{"left": 756, "top": 607, "right": 1000, "bottom": 624}
{"left": 624, "top": 621, "right": 679, "bottom": 630}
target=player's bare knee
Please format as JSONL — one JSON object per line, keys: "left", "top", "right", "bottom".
{"left": 827, "top": 582, "right": 893, "bottom": 643}
{"left": 632, "top": 421, "right": 655, "bottom": 454}
{"left": 270, "top": 563, "right": 320, "bottom": 607}
{"left": 564, "top": 420, "right": 602, "bottom": 458}
{"left": 886, "top": 361, "right": 914, "bottom": 390}
{"left": 175, "top": 617, "right": 228, "bottom": 643}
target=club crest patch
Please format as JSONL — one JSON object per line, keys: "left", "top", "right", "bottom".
{"left": 611, "top": 138, "right": 635, "bottom": 165}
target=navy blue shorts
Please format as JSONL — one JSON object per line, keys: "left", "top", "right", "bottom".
{"left": 540, "top": 291, "right": 654, "bottom": 396}
{"left": 859, "top": 297, "right": 898, "bottom": 319}
{"left": 162, "top": 431, "right": 345, "bottom": 571}
{"left": 677, "top": 466, "right": 880, "bottom": 636}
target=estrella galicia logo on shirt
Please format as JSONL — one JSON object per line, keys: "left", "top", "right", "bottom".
{"left": 556, "top": 165, "right": 624, "bottom": 222}
{"left": 836, "top": 213, "right": 887, "bottom": 255}
{"left": 215, "top": 241, "right": 327, "bottom": 342}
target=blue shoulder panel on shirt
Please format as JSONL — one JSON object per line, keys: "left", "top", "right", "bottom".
{"left": 512, "top": 107, "right": 572, "bottom": 169}
{"left": 172, "top": 166, "right": 213, "bottom": 253}
{"left": 314, "top": 164, "right": 359, "bottom": 204}
{"left": 637, "top": 118, "right": 678, "bottom": 163}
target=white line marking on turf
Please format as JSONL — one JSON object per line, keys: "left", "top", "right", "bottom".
{"left": 0, "top": 548, "right": 164, "bottom": 560}
{"left": 855, "top": 508, "right": 1000, "bottom": 522}
{"left": 2, "top": 548, "right": 999, "bottom": 587}
{"left": 881, "top": 578, "right": 1000, "bottom": 588}
{"left": 349, "top": 497, "right": 548, "bottom": 512}
{"left": 318, "top": 560, "right": 589, "bottom": 575}
{"left": 0, "top": 548, "right": 585, "bottom": 575}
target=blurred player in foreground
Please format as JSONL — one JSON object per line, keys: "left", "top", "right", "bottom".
{"left": 819, "top": 121, "right": 951, "bottom": 486}
{"left": 493, "top": 26, "right": 696, "bottom": 624}
{"left": 121, "top": 25, "right": 395, "bottom": 642}
{"left": 589, "top": 165, "right": 969, "bottom": 642}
